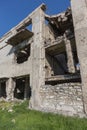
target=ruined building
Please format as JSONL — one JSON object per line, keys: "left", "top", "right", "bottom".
{"left": 0, "top": 0, "right": 87, "bottom": 116}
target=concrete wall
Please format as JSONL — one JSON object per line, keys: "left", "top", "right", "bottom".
{"left": 40, "top": 82, "right": 84, "bottom": 117}
{"left": 0, "top": 37, "right": 31, "bottom": 78}
{"left": 45, "top": 24, "right": 55, "bottom": 41}
{"left": 71, "top": 0, "right": 87, "bottom": 114}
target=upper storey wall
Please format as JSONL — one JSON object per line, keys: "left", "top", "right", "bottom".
{"left": 0, "top": 33, "right": 14, "bottom": 64}
{"left": 0, "top": 4, "right": 46, "bottom": 78}
{"left": 0, "top": 34, "right": 32, "bottom": 78}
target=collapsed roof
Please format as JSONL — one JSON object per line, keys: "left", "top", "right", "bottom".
{"left": 45, "top": 8, "right": 73, "bottom": 37}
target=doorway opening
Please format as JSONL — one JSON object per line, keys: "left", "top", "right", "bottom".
{"left": 0, "top": 81, "right": 6, "bottom": 98}
{"left": 14, "top": 76, "right": 31, "bottom": 100}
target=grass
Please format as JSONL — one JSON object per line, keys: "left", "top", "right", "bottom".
{"left": 0, "top": 101, "right": 87, "bottom": 130}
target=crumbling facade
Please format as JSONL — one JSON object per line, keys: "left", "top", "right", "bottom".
{"left": 0, "top": 1, "right": 87, "bottom": 117}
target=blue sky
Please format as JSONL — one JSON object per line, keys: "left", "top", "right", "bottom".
{"left": 0, "top": 0, "right": 70, "bottom": 37}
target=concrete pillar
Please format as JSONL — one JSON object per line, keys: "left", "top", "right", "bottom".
{"left": 64, "top": 35, "right": 75, "bottom": 73}
{"left": 71, "top": 0, "right": 87, "bottom": 114}
{"left": 24, "top": 77, "right": 29, "bottom": 100}
{"left": 6, "top": 78, "right": 16, "bottom": 100}
{"left": 30, "top": 8, "right": 45, "bottom": 109}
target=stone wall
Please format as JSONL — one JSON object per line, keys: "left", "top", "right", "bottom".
{"left": 40, "top": 82, "right": 84, "bottom": 117}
